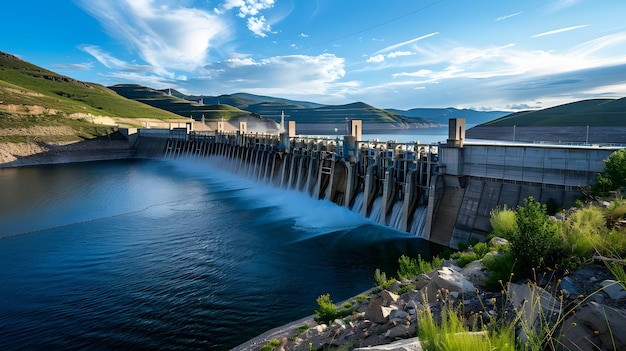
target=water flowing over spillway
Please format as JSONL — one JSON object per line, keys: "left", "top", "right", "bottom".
{"left": 156, "top": 130, "right": 438, "bottom": 241}
{"left": 0, "top": 159, "right": 438, "bottom": 350}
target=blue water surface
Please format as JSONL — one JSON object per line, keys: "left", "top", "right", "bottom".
{"left": 0, "top": 159, "right": 436, "bottom": 350}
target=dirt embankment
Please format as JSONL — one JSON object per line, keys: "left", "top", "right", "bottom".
{"left": 0, "top": 102, "right": 201, "bottom": 167}
{"left": 0, "top": 138, "right": 134, "bottom": 168}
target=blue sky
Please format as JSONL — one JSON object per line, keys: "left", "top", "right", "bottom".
{"left": 2, "top": 0, "right": 626, "bottom": 111}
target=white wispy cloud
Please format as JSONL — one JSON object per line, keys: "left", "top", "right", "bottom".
{"left": 391, "top": 31, "right": 626, "bottom": 85}
{"left": 387, "top": 51, "right": 414, "bottom": 58}
{"left": 581, "top": 82, "right": 626, "bottom": 97}
{"left": 373, "top": 32, "right": 439, "bottom": 55}
{"left": 52, "top": 62, "right": 93, "bottom": 71}
{"left": 568, "top": 31, "right": 626, "bottom": 58}
{"left": 219, "top": 0, "right": 275, "bottom": 17}
{"left": 495, "top": 12, "right": 522, "bottom": 21}
{"left": 543, "top": 0, "right": 580, "bottom": 14}
{"left": 193, "top": 54, "right": 346, "bottom": 96}
{"left": 367, "top": 55, "right": 385, "bottom": 63}
{"left": 365, "top": 30, "right": 626, "bottom": 110}
{"left": 76, "top": 0, "right": 228, "bottom": 72}
{"left": 532, "top": 24, "right": 588, "bottom": 38}
{"left": 81, "top": 45, "right": 155, "bottom": 73}
{"left": 216, "top": 0, "right": 275, "bottom": 37}
{"left": 247, "top": 16, "right": 271, "bottom": 37}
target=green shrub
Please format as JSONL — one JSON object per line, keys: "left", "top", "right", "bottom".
{"left": 314, "top": 294, "right": 353, "bottom": 325}
{"left": 355, "top": 294, "right": 368, "bottom": 303}
{"left": 450, "top": 241, "right": 491, "bottom": 268}
{"left": 374, "top": 268, "right": 396, "bottom": 289}
{"left": 261, "top": 339, "right": 281, "bottom": 351}
{"left": 314, "top": 294, "right": 338, "bottom": 325}
{"left": 397, "top": 254, "right": 444, "bottom": 280}
{"left": 489, "top": 207, "right": 517, "bottom": 239}
{"left": 482, "top": 249, "right": 517, "bottom": 291}
{"left": 606, "top": 203, "right": 626, "bottom": 228}
{"left": 471, "top": 242, "right": 490, "bottom": 257}
{"left": 510, "top": 197, "right": 561, "bottom": 277}
{"left": 453, "top": 251, "right": 480, "bottom": 268}
{"left": 397, "top": 284, "right": 416, "bottom": 295}
{"left": 559, "top": 206, "right": 606, "bottom": 258}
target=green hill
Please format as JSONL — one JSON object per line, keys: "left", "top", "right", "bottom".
{"left": 0, "top": 52, "right": 181, "bottom": 121}
{"left": 285, "top": 101, "right": 420, "bottom": 124}
{"left": 173, "top": 91, "right": 324, "bottom": 110}
{"left": 115, "top": 86, "right": 435, "bottom": 127}
{"left": 109, "top": 84, "right": 251, "bottom": 121}
{"left": 482, "top": 98, "right": 626, "bottom": 127}
{"left": 0, "top": 51, "right": 186, "bottom": 143}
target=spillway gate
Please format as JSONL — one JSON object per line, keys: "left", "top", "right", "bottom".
{"left": 157, "top": 126, "right": 439, "bottom": 237}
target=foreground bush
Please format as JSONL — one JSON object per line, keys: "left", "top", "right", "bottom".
{"left": 314, "top": 294, "right": 354, "bottom": 325}
{"left": 397, "top": 254, "right": 444, "bottom": 280}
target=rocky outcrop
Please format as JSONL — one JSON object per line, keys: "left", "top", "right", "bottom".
{"left": 233, "top": 260, "right": 626, "bottom": 351}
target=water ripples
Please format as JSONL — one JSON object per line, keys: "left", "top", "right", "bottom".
{"left": 0, "top": 159, "right": 436, "bottom": 350}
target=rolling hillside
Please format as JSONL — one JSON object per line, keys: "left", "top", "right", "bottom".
{"left": 0, "top": 52, "right": 182, "bottom": 122}
{"left": 176, "top": 91, "right": 325, "bottom": 110}
{"left": 481, "top": 98, "right": 626, "bottom": 127}
{"left": 113, "top": 86, "right": 437, "bottom": 128}
{"left": 467, "top": 97, "right": 626, "bottom": 144}
{"left": 0, "top": 51, "right": 194, "bottom": 165}
{"left": 109, "top": 84, "right": 252, "bottom": 121}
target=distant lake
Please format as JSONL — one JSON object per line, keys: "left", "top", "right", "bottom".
{"left": 363, "top": 126, "right": 450, "bottom": 143}
{"left": 305, "top": 125, "right": 475, "bottom": 144}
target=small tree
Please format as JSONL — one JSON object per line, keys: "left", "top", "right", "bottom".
{"left": 314, "top": 294, "right": 338, "bottom": 325}
{"left": 604, "top": 149, "right": 626, "bottom": 189}
{"left": 509, "top": 197, "right": 560, "bottom": 277}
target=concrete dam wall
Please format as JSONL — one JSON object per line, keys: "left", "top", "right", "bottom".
{"left": 134, "top": 122, "right": 438, "bottom": 238}
{"left": 130, "top": 119, "right": 624, "bottom": 249}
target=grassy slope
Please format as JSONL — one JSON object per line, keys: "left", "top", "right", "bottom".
{"left": 482, "top": 98, "right": 626, "bottom": 126}
{"left": 109, "top": 84, "right": 250, "bottom": 121}
{"left": 0, "top": 52, "right": 185, "bottom": 143}
{"left": 0, "top": 52, "right": 181, "bottom": 120}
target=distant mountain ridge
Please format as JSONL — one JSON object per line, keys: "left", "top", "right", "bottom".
{"left": 111, "top": 85, "right": 443, "bottom": 131}
{"left": 113, "top": 85, "right": 512, "bottom": 131}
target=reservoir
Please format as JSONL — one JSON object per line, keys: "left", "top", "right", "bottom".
{"left": 0, "top": 158, "right": 437, "bottom": 350}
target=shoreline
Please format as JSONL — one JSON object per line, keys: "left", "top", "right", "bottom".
{"left": 0, "top": 138, "right": 135, "bottom": 169}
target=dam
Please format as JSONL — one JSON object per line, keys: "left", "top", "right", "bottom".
{"left": 129, "top": 118, "right": 624, "bottom": 249}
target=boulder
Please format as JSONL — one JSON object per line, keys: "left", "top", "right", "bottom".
{"left": 384, "top": 323, "right": 416, "bottom": 339}
{"left": 353, "top": 337, "right": 423, "bottom": 351}
{"left": 381, "top": 290, "right": 400, "bottom": 306}
{"left": 365, "top": 290, "right": 402, "bottom": 324}
{"left": 488, "top": 236, "right": 508, "bottom": 247}
{"left": 420, "top": 267, "right": 476, "bottom": 303}
{"left": 507, "top": 282, "right": 562, "bottom": 343}
{"left": 460, "top": 260, "right": 489, "bottom": 287}
{"left": 389, "top": 309, "right": 410, "bottom": 321}
{"left": 365, "top": 303, "right": 397, "bottom": 324}
{"left": 600, "top": 280, "right": 626, "bottom": 300}
{"left": 561, "top": 302, "right": 626, "bottom": 351}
